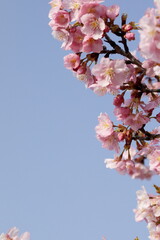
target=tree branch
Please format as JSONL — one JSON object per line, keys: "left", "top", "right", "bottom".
{"left": 104, "top": 33, "right": 143, "bottom": 68}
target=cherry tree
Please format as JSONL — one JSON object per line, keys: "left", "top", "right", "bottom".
{"left": 1, "top": 0, "right": 159, "bottom": 239}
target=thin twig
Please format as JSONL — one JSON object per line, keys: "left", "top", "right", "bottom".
{"left": 104, "top": 33, "right": 143, "bottom": 68}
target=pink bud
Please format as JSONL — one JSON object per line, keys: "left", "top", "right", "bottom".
{"left": 104, "top": 26, "right": 110, "bottom": 33}
{"left": 124, "top": 32, "right": 135, "bottom": 41}
{"left": 117, "top": 132, "right": 125, "bottom": 141}
{"left": 113, "top": 94, "right": 124, "bottom": 107}
{"left": 122, "top": 24, "right": 133, "bottom": 32}
{"left": 77, "top": 64, "right": 87, "bottom": 74}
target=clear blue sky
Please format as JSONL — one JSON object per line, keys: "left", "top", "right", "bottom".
{"left": 0, "top": 1, "right": 158, "bottom": 240}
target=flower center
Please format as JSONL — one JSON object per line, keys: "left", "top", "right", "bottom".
{"left": 73, "top": 3, "right": 80, "bottom": 9}
{"left": 51, "top": 2, "right": 58, "bottom": 8}
{"left": 105, "top": 68, "right": 114, "bottom": 78}
{"left": 103, "top": 123, "right": 109, "bottom": 129}
{"left": 157, "top": 156, "right": 160, "bottom": 162}
{"left": 90, "top": 20, "right": 99, "bottom": 29}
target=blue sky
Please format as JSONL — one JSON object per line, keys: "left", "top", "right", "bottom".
{"left": 0, "top": 1, "right": 158, "bottom": 240}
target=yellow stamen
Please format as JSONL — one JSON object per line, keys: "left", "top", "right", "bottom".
{"left": 51, "top": 2, "right": 58, "bottom": 8}
{"left": 73, "top": 3, "right": 80, "bottom": 9}
{"left": 103, "top": 123, "right": 109, "bottom": 128}
{"left": 90, "top": 20, "right": 99, "bottom": 29}
{"left": 105, "top": 68, "right": 114, "bottom": 77}
{"left": 157, "top": 156, "right": 160, "bottom": 161}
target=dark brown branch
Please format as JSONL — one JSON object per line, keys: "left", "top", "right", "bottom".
{"left": 144, "top": 88, "right": 160, "bottom": 93}
{"left": 104, "top": 33, "right": 143, "bottom": 68}
{"left": 132, "top": 134, "right": 160, "bottom": 141}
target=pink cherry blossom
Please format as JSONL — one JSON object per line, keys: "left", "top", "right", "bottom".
{"left": 52, "top": 28, "right": 71, "bottom": 49}
{"left": 153, "top": 65, "right": 160, "bottom": 76}
{"left": 114, "top": 107, "right": 131, "bottom": 121}
{"left": 139, "top": 7, "right": 160, "bottom": 63}
{"left": 106, "top": 5, "right": 120, "bottom": 20}
{"left": 132, "top": 163, "right": 153, "bottom": 180}
{"left": 105, "top": 148, "right": 153, "bottom": 179}
{"left": 142, "top": 60, "right": 160, "bottom": 78}
{"left": 154, "top": 0, "right": 160, "bottom": 9}
{"left": 48, "top": 0, "right": 62, "bottom": 18}
{"left": 64, "top": 53, "right": 80, "bottom": 70}
{"left": 81, "top": 13, "right": 105, "bottom": 40}
{"left": 95, "top": 113, "right": 114, "bottom": 138}
{"left": 142, "top": 96, "right": 160, "bottom": 112}
{"left": 82, "top": 36, "right": 103, "bottom": 53}
{"left": 91, "top": 58, "right": 133, "bottom": 94}
{"left": 68, "top": 26, "right": 85, "bottom": 52}
{"left": 78, "top": 3, "right": 106, "bottom": 20}
{"left": 62, "top": 0, "right": 86, "bottom": 21}
{"left": 49, "top": 10, "right": 70, "bottom": 29}
{"left": 134, "top": 187, "right": 160, "bottom": 240}
{"left": 142, "top": 60, "right": 157, "bottom": 77}
{"left": 134, "top": 187, "right": 151, "bottom": 221}
{"left": 75, "top": 66, "right": 95, "bottom": 87}
{"left": 148, "top": 150, "right": 160, "bottom": 174}
{"left": 63, "top": 0, "right": 83, "bottom": 11}
{"left": 89, "top": 80, "right": 108, "bottom": 96}
{"left": 97, "top": 132, "right": 120, "bottom": 153}
{"left": 124, "top": 112, "right": 150, "bottom": 131}
{"left": 104, "top": 157, "right": 119, "bottom": 169}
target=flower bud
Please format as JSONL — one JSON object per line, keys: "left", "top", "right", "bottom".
{"left": 113, "top": 94, "right": 124, "bottom": 107}
{"left": 117, "top": 132, "right": 125, "bottom": 141}
{"left": 124, "top": 32, "right": 135, "bottom": 41}
{"left": 122, "top": 24, "right": 133, "bottom": 32}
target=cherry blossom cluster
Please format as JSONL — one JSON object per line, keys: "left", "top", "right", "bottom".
{"left": 49, "top": 0, "right": 121, "bottom": 53}
{"left": 134, "top": 186, "right": 160, "bottom": 240}
{"left": 0, "top": 227, "right": 30, "bottom": 240}
{"left": 49, "top": 0, "right": 160, "bottom": 180}
{"left": 139, "top": 0, "right": 160, "bottom": 64}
